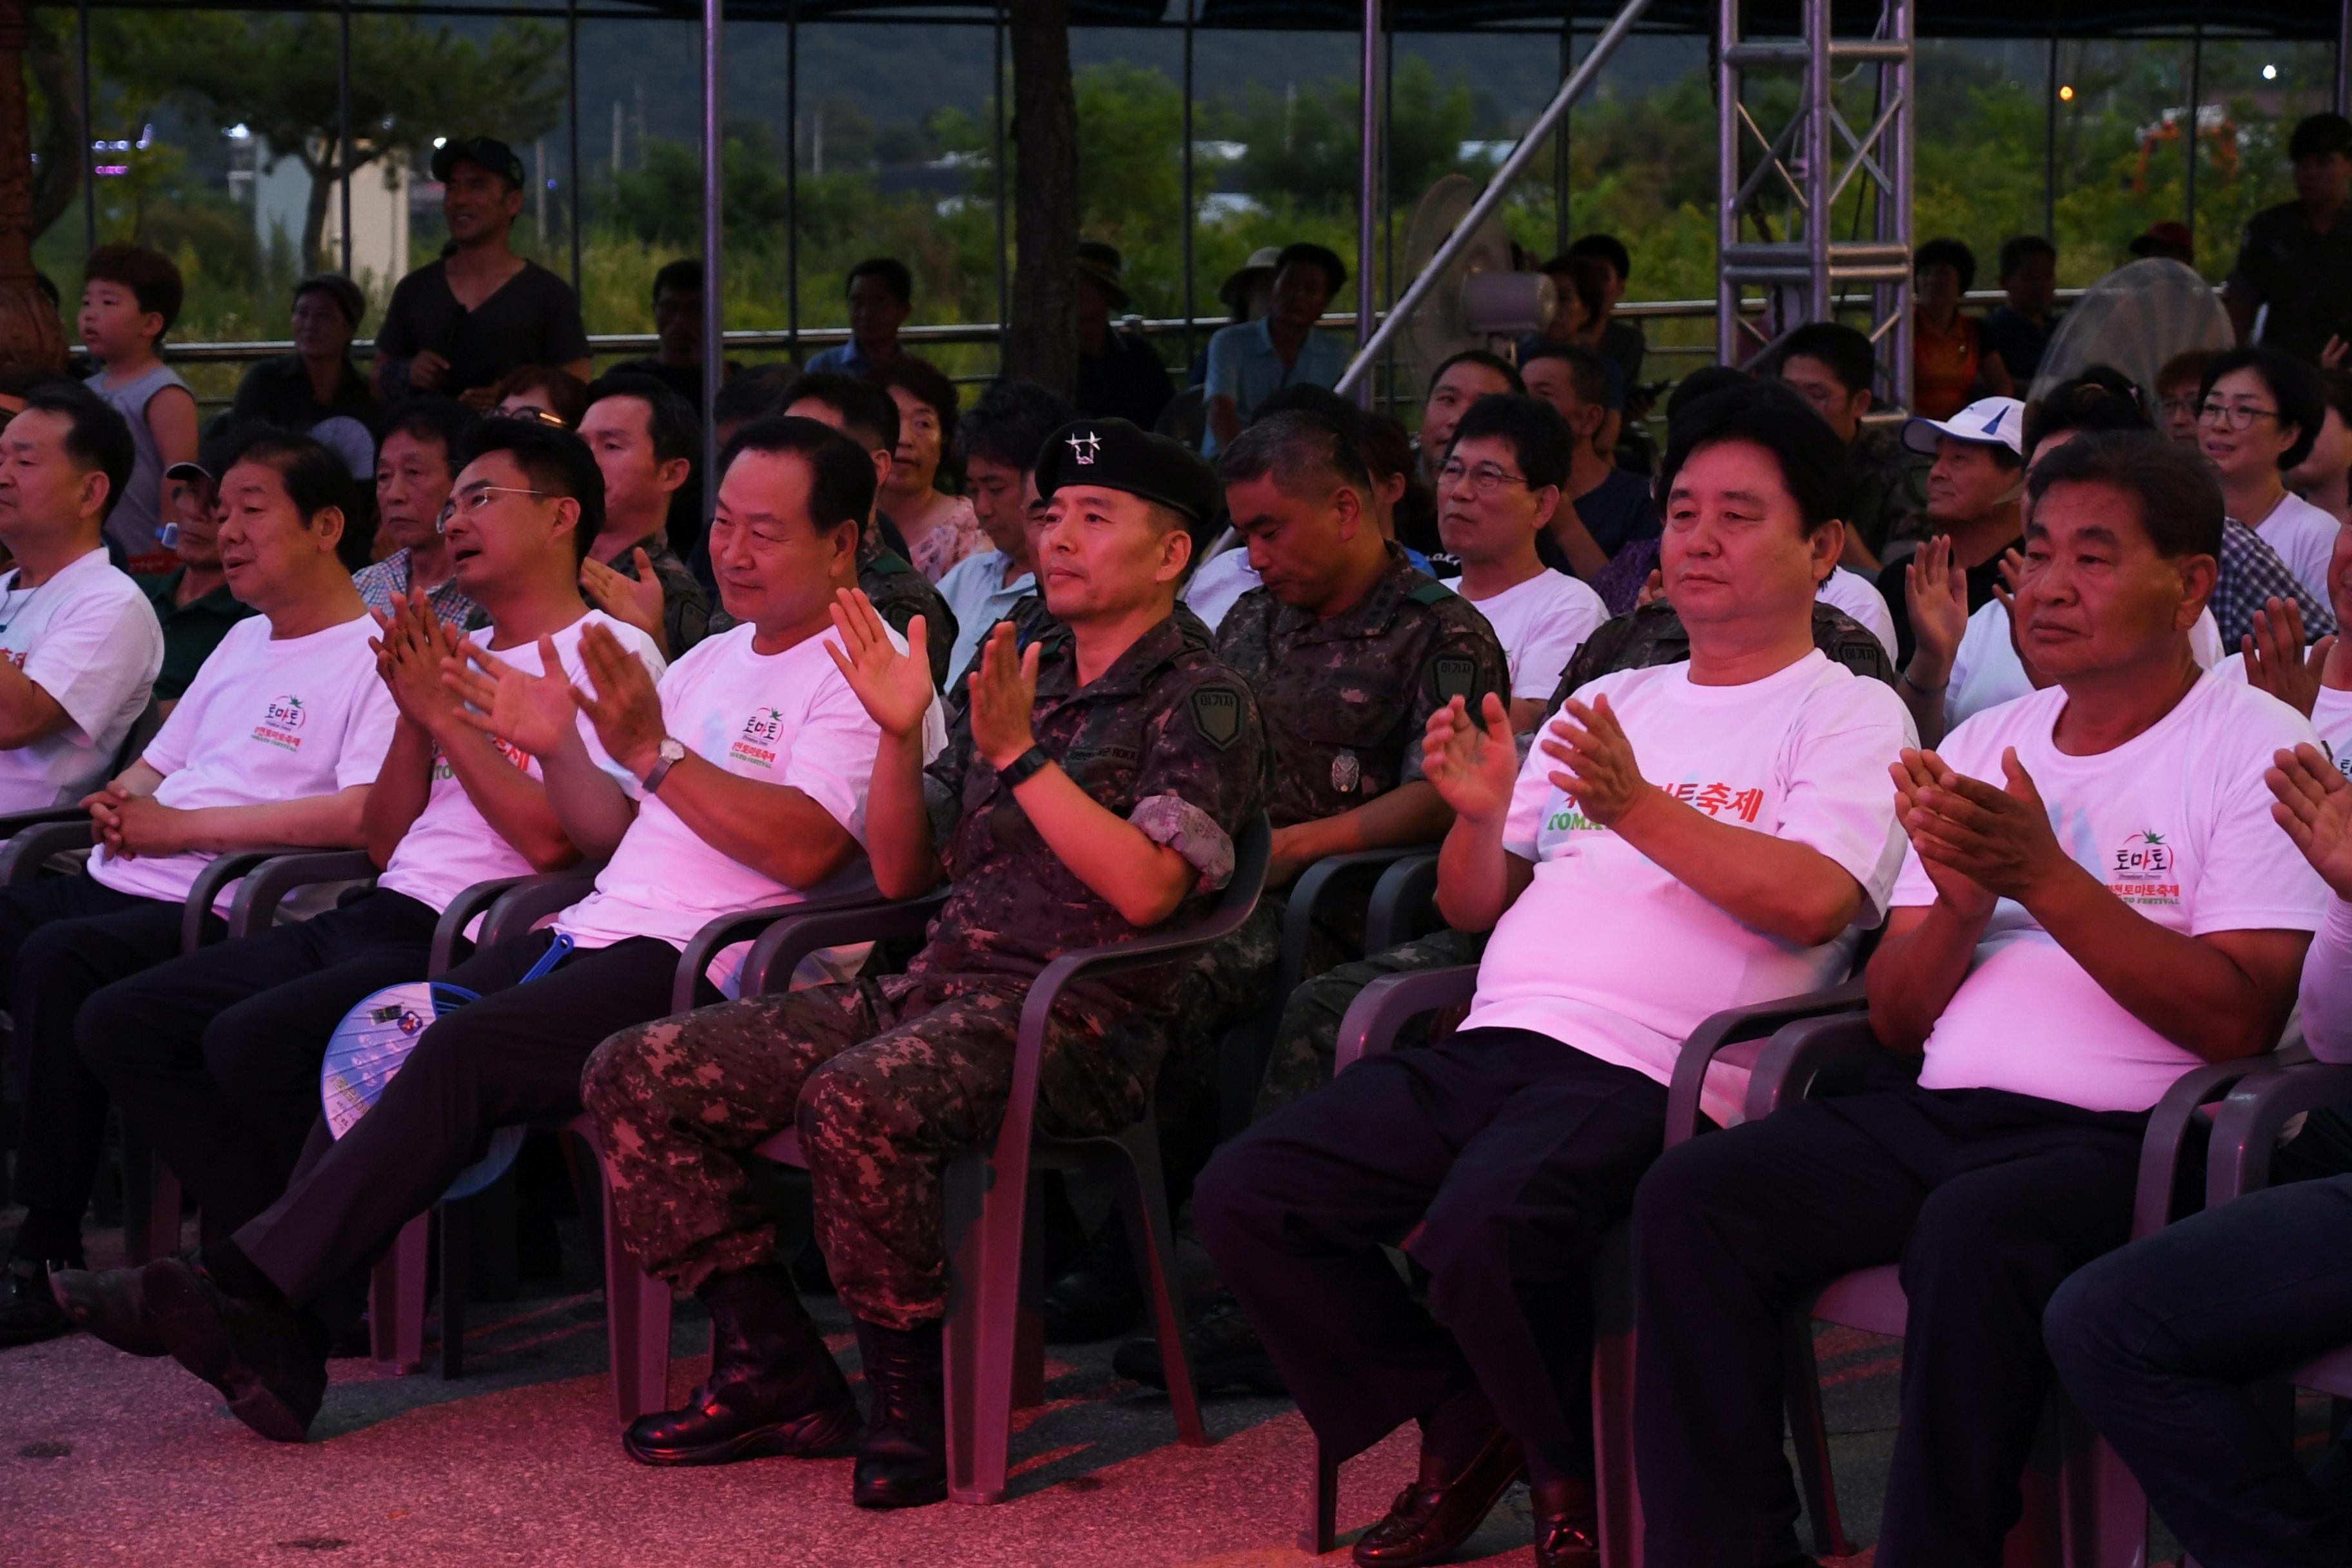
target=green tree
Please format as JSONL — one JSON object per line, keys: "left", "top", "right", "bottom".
{"left": 104, "top": 8, "right": 564, "bottom": 271}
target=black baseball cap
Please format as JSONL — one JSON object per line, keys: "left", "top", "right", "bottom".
{"left": 431, "top": 135, "right": 527, "bottom": 189}
{"left": 1035, "top": 417, "right": 1219, "bottom": 529}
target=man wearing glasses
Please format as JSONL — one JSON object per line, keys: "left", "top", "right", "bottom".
{"left": 54, "top": 419, "right": 938, "bottom": 1445}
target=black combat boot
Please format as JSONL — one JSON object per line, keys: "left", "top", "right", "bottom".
{"left": 1037, "top": 1213, "right": 1142, "bottom": 1342}
{"left": 622, "top": 1264, "right": 860, "bottom": 1465}
{"left": 851, "top": 1315, "right": 948, "bottom": 1509}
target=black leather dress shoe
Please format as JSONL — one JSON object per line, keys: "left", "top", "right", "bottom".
{"left": 1039, "top": 1213, "right": 1144, "bottom": 1343}
{"left": 1529, "top": 1477, "right": 1602, "bottom": 1568}
{"left": 143, "top": 1255, "right": 329, "bottom": 1443}
{"left": 49, "top": 1264, "right": 166, "bottom": 1356}
{"left": 1352, "top": 1426, "right": 1526, "bottom": 1568}
{"left": 851, "top": 1317, "right": 948, "bottom": 1509}
{"left": 1112, "top": 1295, "right": 1286, "bottom": 1395}
{"left": 0, "top": 1256, "right": 73, "bottom": 1348}
{"left": 623, "top": 1265, "right": 860, "bottom": 1466}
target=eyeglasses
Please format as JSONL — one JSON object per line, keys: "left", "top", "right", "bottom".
{"left": 2197, "top": 400, "right": 2282, "bottom": 431}
{"left": 496, "top": 406, "right": 567, "bottom": 429}
{"left": 451, "top": 485, "right": 551, "bottom": 518}
{"left": 2157, "top": 395, "right": 2199, "bottom": 418}
{"left": 1438, "top": 458, "right": 1537, "bottom": 496}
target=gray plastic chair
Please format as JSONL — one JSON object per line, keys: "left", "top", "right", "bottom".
{"left": 1734, "top": 1010, "right": 2292, "bottom": 1567}
{"left": 1299, "top": 968, "right": 1872, "bottom": 1564}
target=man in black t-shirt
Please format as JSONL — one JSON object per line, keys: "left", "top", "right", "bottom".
{"left": 373, "top": 137, "right": 592, "bottom": 409}
{"left": 607, "top": 257, "right": 738, "bottom": 413}
{"left": 2226, "top": 113, "right": 2352, "bottom": 366}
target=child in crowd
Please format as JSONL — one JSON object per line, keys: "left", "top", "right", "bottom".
{"left": 79, "top": 244, "right": 197, "bottom": 574}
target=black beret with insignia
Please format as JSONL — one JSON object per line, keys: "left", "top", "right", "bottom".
{"left": 1036, "top": 417, "right": 1221, "bottom": 532}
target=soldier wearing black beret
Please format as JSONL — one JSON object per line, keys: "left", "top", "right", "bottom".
{"left": 569, "top": 416, "right": 1268, "bottom": 1509}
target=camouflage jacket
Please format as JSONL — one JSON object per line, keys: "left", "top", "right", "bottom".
{"left": 912, "top": 609, "right": 1267, "bottom": 1010}
{"left": 1215, "top": 543, "right": 1508, "bottom": 828}
{"left": 1847, "top": 425, "right": 1931, "bottom": 558}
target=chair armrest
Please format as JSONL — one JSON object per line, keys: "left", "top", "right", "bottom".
{"left": 2204, "top": 1061, "right": 2352, "bottom": 1208}
{"left": 1667, "top": 979, "right": 1870, "bottom": 1150}
{"left": 1363, "top": 852, "right": 1440, "bottom": 953}
{"left": 182, "top": 850, "right": 290, "bottom": 953}
{"left": 224, "top": 850, "right": 381, "bottom": 940}
{"left": 429, "top": 867, "right": 604, "bottom": 977}
{"left": 0, "top": 819, "right": 94, "bottom": 885}
{"left": 0, "top": 805, "right": 91, "bottom": 839}
{"left": 678, "top": 881, "right": 908, "bottom": 1011}
{"left": 2110, "top": 1053, "right": 2286, "bottom": 1232}
{"left": 1281, "top": 845, "right": 1434, "bottom": 997}
{"left": 1331, "top": 965, "right": 1482, "bottom": 1075}
{"left": 737, "top": 887, "right": 948, "bottom": 999}
{"left": 1738, "top": 1010, "right": 1887, "bottom": 1124}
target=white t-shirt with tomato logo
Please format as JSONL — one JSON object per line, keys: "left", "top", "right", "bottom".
{"left": 553, "top": 618, "right": 947, "bottom": 965}
{"left": 1463, "top": 649, "right": 1913, "bottom": 1117}
{"left": 88, "top": 611, "right": 397, "bottom": 905}
{"left": 1902, "top": 671, "right": 2329, "bottom": 1112}
{"left": 375, "top": 610, "right": 667, "bottom": 915}
{"left": 0, "top": 547, "right": 163, "bottom": 811}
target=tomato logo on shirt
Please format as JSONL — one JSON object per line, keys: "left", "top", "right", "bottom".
{"left": 727, "top": 707, "right": 785, "bottom": 769}
{"left": 2108, "top": 829, "right": 2180, "bottom": 905}
{"left": 253, "top": 694, "right": 307, "bottom": 752}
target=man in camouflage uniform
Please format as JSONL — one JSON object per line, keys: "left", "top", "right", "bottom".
{"left": 1043, "top": 407, "right": 1507, "bottom": 1339}
{"left": 579, "top": 418, "right": 1266, "bottom": 1510}
{"left": 1771, "top": 321, "right": 1930, "bottom": 567}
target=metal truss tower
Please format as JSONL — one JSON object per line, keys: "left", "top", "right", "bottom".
{"left": 1717, "top": 0, "right": 1917, "bottom": 409}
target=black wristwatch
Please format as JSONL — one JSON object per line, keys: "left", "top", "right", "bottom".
{"left": 997, "top": 745, "right": 1052, "bottom": 789}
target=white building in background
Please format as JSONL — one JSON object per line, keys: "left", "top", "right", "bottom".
{"left": 248, "top": 135, "right": 411, "bottom": 291}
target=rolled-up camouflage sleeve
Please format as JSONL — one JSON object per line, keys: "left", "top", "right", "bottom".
{"left": 1132, "top": 667, "right": 1266, "bottom": 892}
{"left": 1400, "top": 614, "right": 1511, "bottom": 785}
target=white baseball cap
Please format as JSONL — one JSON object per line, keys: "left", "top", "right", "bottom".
{"left": 1902, "top": 395, "right": 2025, "bottom": 458}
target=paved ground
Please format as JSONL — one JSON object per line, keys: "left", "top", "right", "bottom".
{"left": 1, "top": 1204, "right": 2133, "bottom": 1568}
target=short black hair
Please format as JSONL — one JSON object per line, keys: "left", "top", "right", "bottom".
{"left": 221, "top": 427, "right": 357, "bottom": 533}
{"left": 1565, "top": 232, "right": 1631, "bottom": 283}
{"left": 379, "top": 397, "right": 475, "bottom": 477}
{"left": 1997, "top": 235, "right": 2057, "bottom": 282}
{"left": 873, "top": 357, "right": 961, "bottom": 453}
{"left": 589, "top": 371, "right": 703, "bottom": 469}
{"left": 293, "top": 272, "right": 366, "bottom": 330}
{"left": 1358, "top": 411, "right": 1415, "bottom": 485}
{"left": 2022, "top": 371, "right": 2151, "bottom": 460}
{"left": 19, "top": 381, "right": 134, "bottom": 522}
{"left": 1275, "top": 242, "right": 1347, "bottom": 299}
{"left": 717, "top": 416, "right": 876, "bottom": 545}
{"left": 1449, "top": 393, "right": 1576, "bottom": 492}
{"left": 2199, "top": 344, "right": 2326, "bottom": 471}
{"left": 489, "top": 366, "right": 589, "bottom": 430}
{"left": 958, "top": 378, "right": 1073, "bottom": 475}
{"left": 1914, "top": 237, "right": 1977, "bottom": 293}
{"left": 1219, "top": 409, "right": 1373, "bottom": 502}
{"left": 1665, "top": 365, "right": 1754, "bottom": 424}
{"left": 1659, "top": 380, "right": 1848, "bottom": 535}
{"left": 1520, "top": 342, "right": 1615, "bottom": 413}
{"left": 1777, "top": 322, "right": 1877, "bottom": 397}
{"left": 83, "top": 242, "right": 183, "bottom": 342}
{"left": 780, "top": 371, "right": 899, "bottom": 454}
{"left": 711, "top": 362, "right": 799, "bottom": 433}
{"left": 846, "top": 256, "right": 912, "bottom": 306}
{"left": 1427, "top": 348, "right": 1524, "bottom": 398}
{"left": 2026, "top": 429, "right": 2222, "bottom": 560}
{"left": 652, "top": 257, "right": 703, "bottom": 304}
{"left": 459, "top": 417, "right": 607, "bottom": 564}
{"left": 1536, "top": 253, "right": 1610, "bottom": 324}
{"left": 0, "top": 366, "right": 74, "bottom": 402}
{"left": 2157, "top": 348, "right": 2216, "bottom": 395}
{"left": 2289, "top": 112, "right": 2352, "bottom": 163}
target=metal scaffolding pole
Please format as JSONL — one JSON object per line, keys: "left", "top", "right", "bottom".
{"left": 1181, "top": 0, "right": 1195, "bottom": 373}
{"left": 1554, "top": 10, "right": 1573, "bottom": 255}
{"left": 338, "top": 0, "right": 352, "bottom": 275}
{"left": 992, "top": 2, "right": 1008, "bottom": 372}
{"left": 2043, "top": 26, "right": 2057, "bottom": 241}
{"left": 1337, "top": 0, "right": 1654, "bottom": 395}
{"left": 2185, "top": 10, "right": 2202, "bottom": 255}
{"left": 786, "top": 0, "right": 799, "bottom": 360}
{"left": 1356, "top": 0, "right": 1381, "bottom": 375}
{"left": 700, "top": 0, "right": 722, "bottom": 504}
{"left": 1717, "top": 0, "right": 1916, "bottom": 407}
{"left": 77, "top": 0, "right": 91, "bottom": 257}
{"left": 2340, "top": 0, "right": 2350, "bottom": 115}
{"left": 568, "top": 0, "right": 582, "bottom": 292}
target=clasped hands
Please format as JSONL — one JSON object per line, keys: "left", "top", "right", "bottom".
{"left": 1891, "top": 744, "right": 2070, "bottom": 918}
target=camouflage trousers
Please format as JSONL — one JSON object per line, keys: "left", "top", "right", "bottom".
{"left": 581, "top": 971, "right": 1146, "bottom": 1331}
{"left": 1253, "top": 927, "right": 1490, "bottom": 1117}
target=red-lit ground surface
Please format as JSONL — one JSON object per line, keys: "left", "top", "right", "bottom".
{"left": 6, "top": 1204, "right": 2186, "bottom": 1568}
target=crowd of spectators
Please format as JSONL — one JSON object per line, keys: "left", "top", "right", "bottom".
{"left": 5, "top": 103, "right": 2352, "bottom": 1568}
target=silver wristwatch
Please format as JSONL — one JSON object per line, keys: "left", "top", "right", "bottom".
{"left": 640, "top": 736, "right": 687, "bottom": 794}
